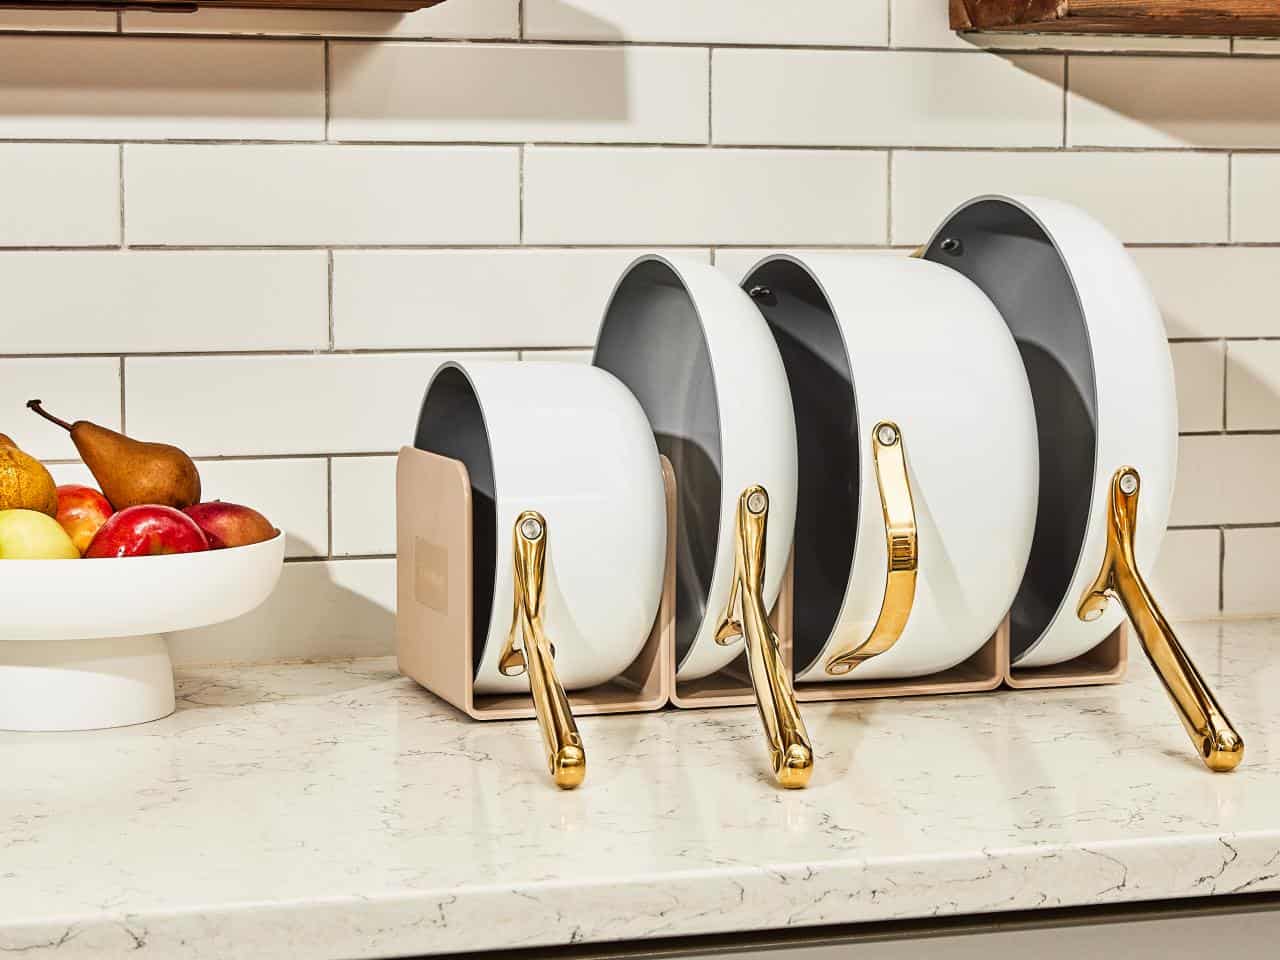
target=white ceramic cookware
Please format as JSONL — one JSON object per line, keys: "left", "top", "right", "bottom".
{"left": 413, "top": 360, "right": 667, "bottom": 787}
{"left": 923, "top": 194, "right": 1241, "bottom": 772}
{"left": 742, "top": 254, "right": 1038, "bottom": 683}
{"left": 593, "top": 255, "right": 811, "bottom": 787}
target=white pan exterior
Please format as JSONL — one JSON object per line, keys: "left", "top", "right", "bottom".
{"left": 749, "top": 254, "right": 1038, "bottom": 682}
{"left": 414, "top": 361, "right": 667, "bottom": 694}
{"left": 925, "top": 195, "right": 1177, "bottom": 668}
{"left": 593, "top": 256, "right": 798, "bottom": 681}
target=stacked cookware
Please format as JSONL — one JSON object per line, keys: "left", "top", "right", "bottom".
{"left": 399, "top": 194, "right": 1242, "bottom": 790}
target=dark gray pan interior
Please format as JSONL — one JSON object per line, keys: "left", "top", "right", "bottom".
{"left": 743, "top": 260, "right": 859, "bottom": 677}
{"left": 414, "top": 365, "right": 497, "bottom": 675}
{"left": 923, "top": 200, "right": 1097, "bottom": 662}
{"left": 593, "top": 260, "right": 722, "bottom": 668}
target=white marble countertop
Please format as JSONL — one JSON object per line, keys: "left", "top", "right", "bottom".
{"left": 3, "top": 619, "right": 1279, "bottom": 958}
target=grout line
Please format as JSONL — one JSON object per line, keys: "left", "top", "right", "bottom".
{"left": 517, "top": 0, "right": 525, "bottom": 40}
{"left": 327, "top": 250, "right": 335, "bottom": 350}
{"left": 706, "top": 47, "right": 713, "bottom": 145}
{"left": 117, "top": 143, "right": 126, "bottom": 248}
{"left": 118, "top": 357, "right": 126, "bottom": 432}
{"left": 0, "top": 346, "right": 533, "bottom": 360}
{"left": 326, "top": 457, "right": 333, "bottom": 558}
{"left": 1219, "top": 527, "right": 1226, "bottom": 613}
{"left": 323, "top": 40, "right": 331, "bottom": 143}
{"left": 517, "top": 144, "right": 525, "bottom": 243}
{"left": 1061, "top": 56, "right": 1069, "bottom": 148}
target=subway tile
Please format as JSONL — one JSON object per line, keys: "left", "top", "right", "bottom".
{"left": 1223, "top": 528, "right": 1280, "bottom": 617}
{"left": 1171, "top": 435, "right": 1280, "bottom": 526}
{"left": 0, "top": 359, "right": 121, "bottom": 461}
{"left": 194, "top": 458, "right": 329, "bottom": 559}
{"left": 124, "top": 0, "right": 515, "bottom": 37}
{"left": 1235, "top": 39, "right": 1280, "bottom": 55}
{"left": 1152, "top": 528, "right": 1221, "bottom": 620}
{"left": 0, "top": 10, "right": 116, "bottom": 31}
{"left": 525, "top": 147, "right": 888, "bottom": 245}
{"left": 1131, "top": 247, "right": 1280, "bottom": 340}
{"left": 124, "top": 144, "right": 519, "bottom": 246}
{"left": 0, "top": 144, "right": 119, "bottom": 247}
{"left": 891, "top": 151, "right": 1228, "bottom": 245}
{"left": 890, "top": 0, "right": 1229, "bottom": 52}
{"left": 0, "top": 37, "right": 322, "bottom": 140}
{"left": 331, "top": 456, "right": 395, "bottom": 557}
{"left": 519, "top": 349, "right": 593, "bottom": 362}
{"left": 1070, "top": 56, "right": 1280, "bottom": 148}
{"left": 169, "top": 558, "right": 395, "bottom": 664}
{"left": 1171, "top": 341, "right": 1224, "bottom": 433}
{"left": 124, "top": 353, "right": 512, "bottom": 458}
{"left": 1232, "top": 155, "right": 1280, "bottom": 242}
{"left": 713, "top": 50, "right": 1063, "bottom": 147}
{"left": 524, "top": 0, "right": 888, "bottom": 46}
{"left": 1227, "top": 340, "right": 1280, "bottom": 431}
{"left": 0, "top": 251, "right": 327, "bottom": 353}
{"left": 331, "top": 43, "right": 707, "bottom": 144}
{"left": 714, "top": 247, "right": 906, "bottom": 279}
{"left": 333, "top": 248, "right": 708, "bottom": 350}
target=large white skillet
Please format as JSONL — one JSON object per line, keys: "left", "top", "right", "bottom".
{"left": 923, "top": 194, "right": 1242, "bottom": 772}
{"left": 593, "top": 255, "right": 811, "bottom": 787}
{"left": 741, "top": 253, "right": 1038, "bottom": 683}
{"left": 414, "top": 360, "right": 667, "bottom": 788}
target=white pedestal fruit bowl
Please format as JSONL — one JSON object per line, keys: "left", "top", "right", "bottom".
{"left": 0, "top": 532, "right": 285, "bottom": 731}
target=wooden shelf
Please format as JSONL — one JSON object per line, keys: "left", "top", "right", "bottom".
{"left": 950, "top": 0, "right": 1280, "bottom": 36}
{"left": 1, "top": 0, "right": 444, "bottom": 12}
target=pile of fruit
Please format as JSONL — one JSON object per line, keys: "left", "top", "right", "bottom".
{"left": 0, "top": 401, "right": 277, "bottom": 560}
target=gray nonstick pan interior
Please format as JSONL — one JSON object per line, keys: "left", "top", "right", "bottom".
{"left": 414, "top": 366, "right": 497, "bottom": 675}
{"left": 923, "top": 200, "right": 1098, "bottom": 663}
{"left": 593, "top": 260, "right": 723, "bottom": 670}
{"left": 742, "top": 259, "right": 858, "bottom": 678}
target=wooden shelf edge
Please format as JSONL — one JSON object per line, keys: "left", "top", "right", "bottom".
{"left": 950, "top": 0, "right": 1280, "bottom": 37}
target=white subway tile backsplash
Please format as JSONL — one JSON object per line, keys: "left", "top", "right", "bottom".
{"left": 1131, "top": 247, "right": 1280, "bottom": 340}
{"left": 525, "top": 147, "right": 888, "bottom": 245}
{"left": 1171, "top": 341, "right": 1225, "bottom": 433}
{"left": 1234, "top": 39, "right": 1280, "bottom": 55}
{"left": 331, "top": 43, "right": 707, "bottom": 144}
{"left": 0, "top": 359, "right": 121, "bottom": 461}
{"left": 0, "top": 252, "right": 328, "bottom": 353}
{"left": 519, "top": 349, "right": 594, "bottom": 363}
{"left": 124, "top": 353, "right": 511, "bottom": 458}
{"left": 333, "top": 248, "right": 707, "bottom": 350}
{"left": 524, "top": 0, "right": 888, "bottom": 46}
{"left": 195, "top": 458, "right": 329, "bottom": 559}
{"left": 713, "top": 50, "right": 1063, "bottom": 147}
{"left": 169, "top": 558, "right": 395, "bottom": 664}
{"left": 889, "top": 0, "right": 1231, "bottom": 52}
{"left": 1223, "top": 528, "right": 1280, "bottom": 617}
{"left": 123, "top": 0, "right": 516, "bottom": 38}
{"left": 331, "top": 456, "right": 396, "bottom": 557}
{"left": 0, "top": 37, "right": 323, "bottom": 141}
{"left": 713, "top": 247, "right": 906, "bottom": 279}
{"left": 1231, "top": 155, "right": 1280, "bottom": 242}
{"left": 123, "top": 144, "right": 520, "bottom": 246}
{"left": 0, "top": 144, "right": 119, "bottom": 247}
{"left": 0, "top": 10, "right": 115, "bottom": 31}
{"left": 1227, "top": 341, "right": 1280, "bottom": 431}
{"left": 1172, "top": 435, "right": 1280, "bottom": 526}
{"left": 1152, "top": 528, "right": 1221, "bottom": 620}
{"left": 1070, "top": 56, "right": 1280, "bottom": 149}
{"left": 892, "top": 151, "right": 1229, "bottom": 244}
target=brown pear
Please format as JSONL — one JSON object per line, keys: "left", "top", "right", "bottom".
{"left": 0, "top": 432, "right": 58, "bottom": 516}
{"left": 27, "top": 400, "right": 201, "bottom": 511}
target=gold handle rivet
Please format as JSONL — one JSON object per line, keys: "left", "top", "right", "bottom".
{"left": 877, "top": 424, "right": 899, "bottom": 446}
{"left": 520, "top": 516, "right": 543, "bottom": 540}
{"left": 1119, "top": 472, "right": 1139, "bottom": 496}
{"left": 746, "top": 491, "right": 768, "bottom": 515}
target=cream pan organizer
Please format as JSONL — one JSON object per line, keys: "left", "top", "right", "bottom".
{"left": 396, "top": 194, "right": 1239, "bottom": 792}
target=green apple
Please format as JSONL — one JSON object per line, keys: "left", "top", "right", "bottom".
{"left": 0, "top": 508, "right": 80, "bottom": 559}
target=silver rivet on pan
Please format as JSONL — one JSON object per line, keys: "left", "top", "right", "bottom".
{"left": 747, "top": 285, "right": 772, "bottom": 299}
{"left": 1119, "top": 472, "right": 1139, "bottom": 496}
{"left": 877, "top": 424, "right": 899, "bottom": 446}
{"left": 940, "top": 238, "right": 964, "bottom": 256}
{"left": 520, "top": 516, "right": 543, "bottom": 540}
{"left": 746, "top": 491, "right": 768, "bottom": 515}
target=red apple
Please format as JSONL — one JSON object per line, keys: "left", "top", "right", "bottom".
{"left": 84, "top": 505, "right": 209, "bottom": 559}
{"left": 184, "top": 501, "right": 277, "bottom": 549}
{"left": 54, "top": 484, "right": 114, "bottom": 555}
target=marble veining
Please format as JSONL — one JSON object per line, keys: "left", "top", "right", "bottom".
{"left": 2, "top": 620, "right": 1279, "bottom": 958}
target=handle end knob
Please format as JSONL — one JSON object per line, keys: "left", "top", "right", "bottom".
{"left": 552, "top": 744, "right": 587, "bottom": 789}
